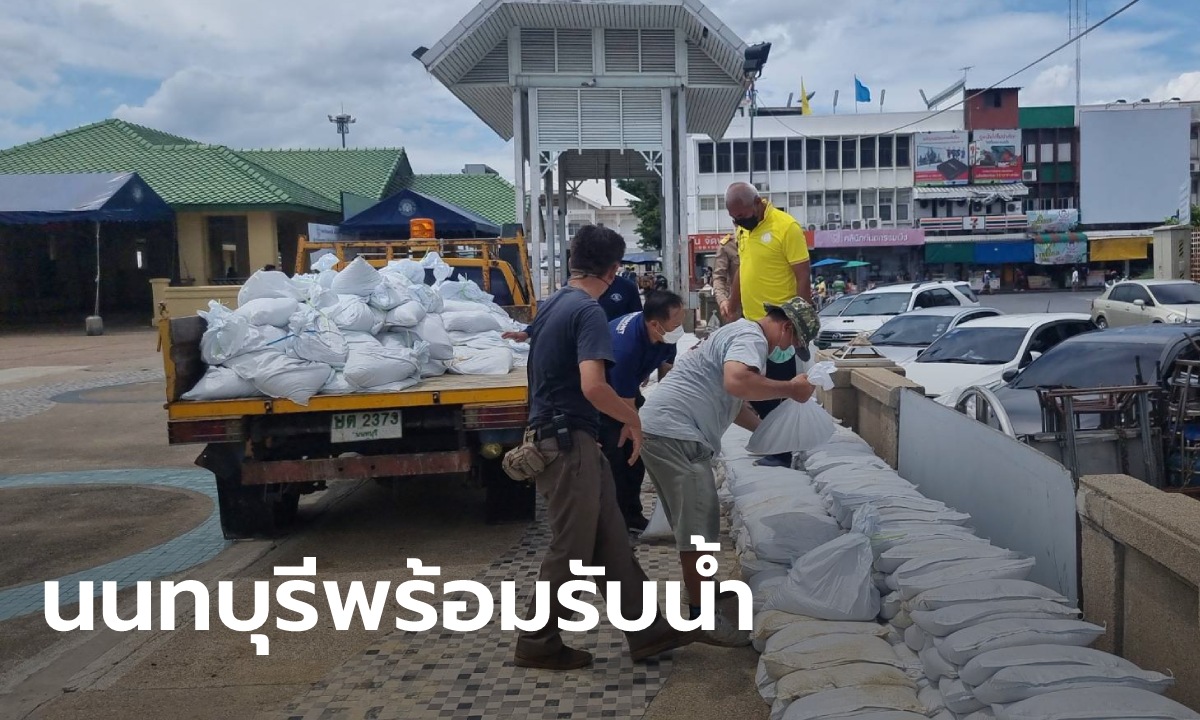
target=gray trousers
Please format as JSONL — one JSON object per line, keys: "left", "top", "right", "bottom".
{"left": 516, "top": 430, "right": 672, "bottom": 657}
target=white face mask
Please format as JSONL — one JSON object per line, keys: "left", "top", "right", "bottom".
{"left": 661, "top": 326, "right": 685, "bottom": 344}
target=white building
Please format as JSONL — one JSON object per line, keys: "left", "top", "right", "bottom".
{"left": 551, "top": 180, "right": 644, "bottom": 252}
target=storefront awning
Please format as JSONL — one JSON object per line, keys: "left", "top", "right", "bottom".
{"left": 914, "top": 182, "right": 1029, "bottom": 201}
{"left": 1090, "top": 236, "right": 1151, "bottom": 262}
{"left": 925, "top": 242, "right": 975, "bottom": 264}
{"left": 974, "top": 240, "right": 1033, "bottom": 265}
{"left": 1034, "top": 232, "right": 1087, "bottom": 244}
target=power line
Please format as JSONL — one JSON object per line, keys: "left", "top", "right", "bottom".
{"left": 763, "top": 0, "right": 1142, "bottom": 142}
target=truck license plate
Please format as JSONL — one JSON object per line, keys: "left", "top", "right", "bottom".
{"left": 330, "top": 411, "right": 403, "bottom": 443}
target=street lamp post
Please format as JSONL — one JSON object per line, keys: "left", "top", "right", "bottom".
{"left": 742, "top": 43, "right": 771, "bottom": 185}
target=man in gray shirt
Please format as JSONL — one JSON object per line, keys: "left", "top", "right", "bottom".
{"left": 639, "top": 297, "right": 820, "bottom": 645}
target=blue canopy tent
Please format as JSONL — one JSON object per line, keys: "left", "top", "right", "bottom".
{"left": 811, "top": 258, "right": 847, "bottom": 268}
{"left": 623, "top": 251, "right": 661, "bottom": 265}
{"left": 339, "top": 188, "right": 501, "bottom": 238}
{"left": 0, "top": 172, "right": 173, "bottom": 333}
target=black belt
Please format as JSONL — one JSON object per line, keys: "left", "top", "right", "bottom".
{"left": 533, "top": 424, "right": 592, "bottom": 441}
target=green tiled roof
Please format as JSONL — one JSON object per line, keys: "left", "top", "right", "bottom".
{"left": 407, "top": 173, "right": 517, "bottom": 225}
{"left": 0, "top": 119, "right": 410, "bottom": 214}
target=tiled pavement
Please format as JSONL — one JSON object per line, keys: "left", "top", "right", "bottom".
{"left": 279, "top": 501, "right": 735, "bottom": 720}
{"left": 0, "top": 368, "right": 163, "bottom": 423}
{"left": 0, "top": 468, "right": 225, "bottom": 621}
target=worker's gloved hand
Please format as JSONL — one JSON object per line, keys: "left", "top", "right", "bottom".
{"left": 786, "top": 375, "right": 816, "bottom": 404}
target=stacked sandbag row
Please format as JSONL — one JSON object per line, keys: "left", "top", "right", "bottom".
{"left": 718, "top": 425, "right": 927, "bottom": 720}
{"left": 182, "top": 254, "right": 528, "bottom": 405}
{"left": 716, "top": 424, "right": 1196, "bottom": 720}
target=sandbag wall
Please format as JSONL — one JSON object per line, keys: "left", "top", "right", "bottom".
{"left": 182, "top": 255, "right": 528, "bottom": 405}
{"left": 715, "top": 425, "right": 1196, "bottom": 720}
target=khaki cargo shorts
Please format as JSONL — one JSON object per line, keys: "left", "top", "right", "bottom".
{"left": 640, "top": 434, "right": 719, "bottom": 552}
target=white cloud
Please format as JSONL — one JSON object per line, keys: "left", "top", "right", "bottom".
{"left": 3, "top": 0, "right": 1198, "bottom": 180}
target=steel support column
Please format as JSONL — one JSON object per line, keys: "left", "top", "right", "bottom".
{"left": 557, "top": 163, "right": 569, "bottom": 283}
{"left": 660, "top": 89, "right": 678, "bottom": 294}
{"left": 512, "top": 88, "right": 526, "bottom": 237}
{"left": 527, "top": 91, "right": 544, "bottom": 298}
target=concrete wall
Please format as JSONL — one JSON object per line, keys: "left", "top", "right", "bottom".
{"left": 149, "top": 279, "right": 240, "bottom": 325}
{"left": 175, "top": 211, "right": 280, "bottom": 284}
{"left": 1077, "top": 474, "right": 1200, "bottom": 711}
{"left": 813, "top": 357, "right": 921, "bottom": 468}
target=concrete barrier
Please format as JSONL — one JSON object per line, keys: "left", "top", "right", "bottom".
{"left": 813, "top": 358, "right": 921, "bottom": 469}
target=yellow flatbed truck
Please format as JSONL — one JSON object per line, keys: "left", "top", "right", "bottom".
{"left": 160, "top": 230, "right": 536, "bottom": 538}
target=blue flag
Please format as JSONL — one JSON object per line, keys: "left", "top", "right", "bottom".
{"left": 855, "top": 76, "right": 871, "bottom": 103}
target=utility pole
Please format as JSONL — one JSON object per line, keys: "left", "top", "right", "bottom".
{"left": 328, "top": 105, "right": 356, "bottom": 148}
{"left": 1071, "top": 0, "right": 1086, "bottom": 107}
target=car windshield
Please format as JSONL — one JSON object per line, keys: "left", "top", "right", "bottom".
{"left": 869, "top": 315, "right": 954, "bottom": 346}
{"left": 1013, "top": 342, "right": 1167, "bottom": 389}
{"left": 916, "top": 327, "right": 1028, "bottom": 365}
{"left": 841, "top": 292, "right": 910, "bottom": 317}
{"left": 819, "top": 295, "right": 854, "bottom": 317}
{"left": 1150, "top": 283, "right": 1200, "bottom": 305}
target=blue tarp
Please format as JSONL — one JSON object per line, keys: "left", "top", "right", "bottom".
{"left": 974, "top": 240, "right": 1034, "bottom": 265}
{"left": 0, "top": 172, "right": 173, "bottom": 225}
{"left": 339, "top": 188, "right": 501, "bottom": 237}
{"left": 623, "top": 252, "right": 660, "bottom": 264}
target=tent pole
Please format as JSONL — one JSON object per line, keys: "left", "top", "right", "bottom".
{"left": 86, "top": 221, "right": 104, "bottom": 335}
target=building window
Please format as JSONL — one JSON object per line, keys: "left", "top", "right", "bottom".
{"left": 769, "top": 140, "right": 786, "bottom": 172}
{"left": 861, "top": 189, "right": 877, "bottom": 219}
{"left": 1040, "top": 143, "right": 1054, "bottom": 163}
{"left": 1025, "top": 144, "right": 1037, "bottom": 163}
{"left": 699, "top": 196, "right": 717, "bottom": 211}
{"left": 860, "top": 137, "right": 877, "bottom": 168}
{"left": 752, "top": 140, "right": 768, "bottom": 173}
{"left": 1057, "top": 142, "right": 1072, "bottom": 162}
{"left": 842, "top": 190, "right": 858, "bottom": 206}
{"left": 733, "top": 141, "right": 749, "bottom": 173}
{"left": 771, "top": 192, "right": 787, "bottom": 210}
{"left": 807, "top": 192, "right": 822, "bottom": 208}
{"left": 896, "top": 188, "right": 912, "bottom": 221}
{"left": 716, "top": 141, "right": 732, "bottom": 173}
{"left": 825, "top": 139, "right": 840, "bottom": 170}
{"left": 698, "top": 142, "right": 714, "bottom": 174}
{"left": 879, "top": 136, "right": 894, "bottom": 167}
{"left": 208, "top": 215, "right": 250, "bottom": 281}
{"left": 895, "top": 136, "right": 911, "bottom": 167}
{"left": 989, "top": 91, "right": 1003, "bottom": 108}
{"left": 788, "top": 192, "right": 806, "bottom": 210}
{"left": 806, "top": 138, "right": 822, "bottom": 170}
{"left": 841, "top": 138, "right": 857, "bottom": 169}
{"left": 787, "top": 139, "right": 804, "bottom": 170}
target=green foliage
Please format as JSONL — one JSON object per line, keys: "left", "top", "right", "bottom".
{"left": 617, "top": 179, "right": 662, "bottom": 251}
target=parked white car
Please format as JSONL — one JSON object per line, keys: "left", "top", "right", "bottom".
{"left": 817, "top": 281, "right": 980, "bottom": 348}
{"left": 866, "top": 306, "right": 1004, "bottom": 364}
{"left": 1091, "top": 280, "right": 1200, "bottom": 328}
{"left": 901, "top": 313, "right": 1096, "bottom": 401}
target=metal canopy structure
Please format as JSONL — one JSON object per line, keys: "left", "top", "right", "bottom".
{"left": 417, "top": 0, "right": 749, "bottom": 296}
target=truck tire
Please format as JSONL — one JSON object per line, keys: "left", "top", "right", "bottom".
{"left": 480, "top": 457, "right": 535, "bottom": 524}
{"left": 197, "top": 443, "right": 298, "bottom": 539}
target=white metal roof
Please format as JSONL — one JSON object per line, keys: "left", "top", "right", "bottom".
{"left": 418, "top": 0, "right": 749, "bottom": 141}
{"left": 717, "top": 111, "right": 964, "bottom": 141}
{"left": 914, "top": 182, "right": 1029, "bottom": 200}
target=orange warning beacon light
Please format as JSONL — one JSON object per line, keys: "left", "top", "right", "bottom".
{"left": 409, "top": 218, "right": 435, "bottom": 239}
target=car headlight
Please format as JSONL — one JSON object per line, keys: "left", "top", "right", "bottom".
{"left": 1168, "top": 314, "right": 1186, "bottom": 324}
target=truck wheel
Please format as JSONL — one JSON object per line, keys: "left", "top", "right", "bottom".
{"left": 480, "top": 457, "right": 535, "bottom": 524}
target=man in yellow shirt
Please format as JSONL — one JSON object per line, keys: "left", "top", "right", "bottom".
{"left": 725, "top": 182, "right": 812, "bottom": 467}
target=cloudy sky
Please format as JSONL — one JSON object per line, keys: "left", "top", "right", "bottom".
{"left": 2, "top": 0, "right": 1197, "bottom": 178}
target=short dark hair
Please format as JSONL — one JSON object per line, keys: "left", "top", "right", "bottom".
{"left": 643, "top": 289, "right": 684, "bottom": 322}
{"left": 569, "top": 225, "right": 626, "bottom": 277}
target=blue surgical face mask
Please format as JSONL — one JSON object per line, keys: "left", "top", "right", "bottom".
{"left": 768, "top": 345, "right": 797, "bottom": 364}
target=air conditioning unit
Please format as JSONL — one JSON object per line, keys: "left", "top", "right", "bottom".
{"left": 826, "top": 212, "right": 841, "bottom": 223}
{"left": 971, "top": 201, "right": 984, "bottom": 213}
{"left": 807, "top": 224, "right": 818, "bottom": 232}
{"left": 1006, "top": 201, "right": 1023, "bottom": 214}
{"left": 919, "top": 199, "right": 930, "bottom": 209}
{"left": 1191, "top": 160, "right": 1200, "bottom": 173}
{"left": 1022, "top": 169, "right": 1038, "bottom": 182}
{"left": 851, "top": 220, "right": 863, "bottom": 229}
{"left": 842, "top": 223, "right": 853, "bottom": 230}
{"left": 937, "top": 199, "right": 948, "bottom": 207}
{"left": 866, "top": 218, "right": 881, "bottom": 228}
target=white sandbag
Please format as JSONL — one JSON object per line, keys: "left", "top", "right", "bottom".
{"left": 764, "top": 534, "right": 880, "bottom": 621}
{"left": 973, "top": 663, "right": 1174, "bottom": 705}
{"left": 903, "top": 624, "right": 927, "bottom": 653}
{"left": 343, "top": 345, "right": 422, "bottom": 389}
{"left": 312, "top": 253, "right": 339, "bottom": 273}
{"left": 941, "top": 677, "right": 986, "bottom": 714}
{"left": 871, "top": 526, "right": 984, "bottom": 556}
{"left": 961, "top": 645, "right": 1146, "bottom": 688}
{"left": 408, "top": 283, "right": 444, "bottom": 313}
{"left": 889, "top": 642, "right": 925, "bottom": 681}
{"left": 876, "top": 539, "right": 1010, "bottom": 574}
{"left": 238, "top": 270, "right": 305, "bottom": 305}
{"left": 342, "top": 331, "right": 381, "bottom": 347}
{"left": 421, "top": 251, "right": 453, "bottom": 283}
{"left": 918, "top": 684, "right": 946, "bottom": 715}
{"left": 919, "top": 645, "right": 958, "bottom": 681}
{"left": 384, "top": 300, "right": 427, "bottom": 328}
{"left": 437, "top": 277, "right": 492, "bottom": 304}
{"left": 330, "top": 295, "right": 385, "bottom": 334}
{"left": 753, "top": 610, "right": 821, "bottom": 650}
{"left": 994, "top": 687, "right": 1199, "bottom": 720}
{"left": 880, "top": 592, "right": 902, "bottom": 620}
{"left": 199, "top": 302, "right": 289, "bottom": 364}
{"left": 752, "top": 574, "right": 791, "bottom": 614}
{"left": 911, "top": 599, "right": 1081, "bottom": 637}
{"left": 891, "top": 608, "right": 913, "bottom": 630}
{"left": 963, "top": 712, "right": 997, "bottom": 720}
{"left": 762, "top": 634, "right": 907, "bottom": 681}
{"left": 908, "top": 580, "right": 1070, "bottom": 613}
{"left": 420, "top": 358, "right": 449, "bottom": 378}
{"left": 330, "top": 257, "right": 381, "bottom": 296}
{"left": 442, "top": 298, "right": 486, "bottom": 313}
{"left": 288, "top": 308, "right": 349, "bottom": 367}
{"left": 758, "top": 659, "right": 778, "bottom": 704}
{"left": 382, "top": 258, "right": 424, "bottom": 285}
{"left": 764, "top": 621, "right": 891, "bottom": 655}
{"left": 891, "top": 555, "right": 1034, "bottom": 597}
{"left": 369, "top": 277, "right": 411, "bottom": 310}
{"left": 449, "top": 347, "right": 514, "bottom": 375}
{"left": 442, "top": 310, "right": 505, "bottom": 333}
{"left": 747, "top": 398, "right": 838, "bottom": 454}
{"left": 776, "top": 663, "right": 916, "bottom": 706}
{"left": 780, "top": 685, "right": 926, "bottom": 720}
{"left": 321, "top": 371, "right": 355, "bottom": 395}
{"left": 743, "top": 509, "right": 843, "bottom": 564}
{"left": 317, "top": 268, "right": 338, "bottom": 290}
{"left": 803, "top": 453, "right": 887, "bottom": 476}
{"left": 416, "top": 313, "right": 454, "bottom": 360}
{"left": 641, "top": 499, "right": 673, "bottom": 540}
{"left": 936, "top": 619, "right": 1107, "bottom": 666}
{"left": 234, "top": 297, "right": 299, "bottom": 327}
{"left": 181, "top": 366, "right": 259, "bottom": 400}
{"left": 225, "top": 351, "right": 332, "bottom": 406}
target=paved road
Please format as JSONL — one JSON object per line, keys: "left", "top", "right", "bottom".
{"left": 975, "top": 289, "right": 1101, "bottom": 315}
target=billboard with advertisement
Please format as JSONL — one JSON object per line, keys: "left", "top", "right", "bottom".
{"left": 914, "top": 131, "right": 970, "bottom": 186}
{"left": 970, "top": 129, "right": 1023, "bottom": 183}
{"left": 1026, "top": 209, "right": 1079, "bottom": 233}
{"left": 1034, "top": 240, "right": 1088, "bottom": 266}
{"left": 814, "top": 227, "right": 925, "bottom": 249}
{"left": 688, "top": 233, "right": 726, "bottom": 254}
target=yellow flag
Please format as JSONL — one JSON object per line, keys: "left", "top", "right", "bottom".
{"left": 801, "top": 78, "right": 812, "bottom": 115}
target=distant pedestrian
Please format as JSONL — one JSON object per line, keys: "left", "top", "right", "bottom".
{"left": 1071, "top": 267, "right": 1081, "bottom": 292}
{"left": 1015, "top": 268, "right": 1027, "bottom": 293}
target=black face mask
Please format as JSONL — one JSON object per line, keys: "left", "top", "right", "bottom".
{"left": 733, "top": 215, "right": 760, "bottom": 231}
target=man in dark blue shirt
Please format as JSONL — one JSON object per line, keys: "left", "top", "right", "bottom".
{"left": 514, "top": 225, "right": 696, "bottom": 671}
{"left": 601, "top": 290, "right": 684, "bottom": 532}
{"left": 596, "top": 272, "right": 643, "bottom": 320}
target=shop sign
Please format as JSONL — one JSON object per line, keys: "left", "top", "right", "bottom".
{"left": 814, "top": 227, "right": 926, "bottom": 248}
{"left": 970, "top": 129, "right": 1023, "bottom": 183}
{"left": 914, "top": 131, "right": 970, "bottom": 186}
{"left": 1034, "top": 240, "right": 1088, "bottom": 265}
{"left": 1026, "top": 209, "right": 1079, "bottom": 233}
{"left": 688, "top": 233, "right": 725, "bottom": 253}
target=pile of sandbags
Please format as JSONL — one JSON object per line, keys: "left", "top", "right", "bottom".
{"left": 181, "top": 255, "right": 526, "bottom": 404}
